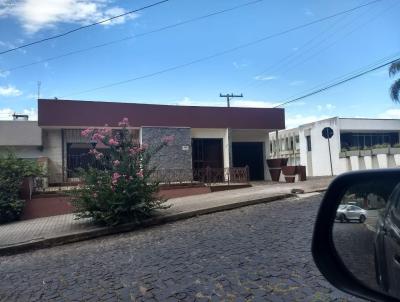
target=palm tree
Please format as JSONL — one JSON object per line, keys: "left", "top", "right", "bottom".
{"left": 389, "top": 60, "right": 400, "bottom": 102}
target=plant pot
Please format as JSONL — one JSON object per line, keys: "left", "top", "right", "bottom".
{"left": 360, "top": 150, "right": 372, "bottom": 156}
{"left": 268, "top": 169, "right": 281, "bottom": 181}
{"left": 296, "top": 165, "right": 307, "bottom": 181}
{"left": 372, "top": 147, "right": 389, "bottom": 155}
{"left": 346, "top": 150, "right": 360, "bottom": 157}
{"left": 390, "top": 147, "right": 400, "bottom": 155}
{"left": 281, "top": 166, "right": 296, "bottom": 176}
{"left": 266, "top": 158, "right": 282, "bottom": 168}
{"left": 339, "top": 151, "right": 347, "bottom": 158}
{"left": 284, "top": 176, "right": 295, "bottom": 183}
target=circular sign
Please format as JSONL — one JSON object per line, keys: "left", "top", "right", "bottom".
{"left": 322, "top": 127, "right": 334, "bottom": 139}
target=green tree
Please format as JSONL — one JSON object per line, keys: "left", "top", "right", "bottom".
{"left": 0, "top": 153, "right": 44, "bottom": 224}
{"left": 389, "top": 60, "right": 400, "bottom": 102}
{"left": 72, "top": 118, "right": 173, "bottom": 226}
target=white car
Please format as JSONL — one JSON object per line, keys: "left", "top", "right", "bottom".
{"left": 336, "top": 204, "right": 368, "bottom": 223}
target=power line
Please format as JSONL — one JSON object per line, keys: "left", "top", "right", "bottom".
{"left": 60, "top": 0, "right": 384, "bottom": 98}
{"left": 243, "top": 0, "right": 392, "bottom": 91}
{"left": 273, "top": 55, "right": 400, "bottom": 108}
{"left": 0, "top": 0, "right": 265, "bottom": 73}
{"left": 0, "top": 0, "right": 170, "bottom": 55}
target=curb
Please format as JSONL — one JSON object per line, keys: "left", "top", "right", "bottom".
{"left": 0, "top": 192, "right": 306, "bottom": 256}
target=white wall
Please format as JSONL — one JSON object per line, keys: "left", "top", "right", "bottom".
{"left": 0, "top": 121, "right": 42, "bottom": 146}
{"left": 42, "top": 129, "right": 63, "bottom": 183}
{"left": 299, "top": 117, "right": 340, "bottom": 177}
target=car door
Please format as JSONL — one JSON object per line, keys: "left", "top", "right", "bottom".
{"left": 347, "top": 206, "right": 358, "bottom": 220}
{"left": 382, "top": 193, "right": 400, "bottom": 297}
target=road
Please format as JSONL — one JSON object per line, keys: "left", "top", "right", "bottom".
{"left": 333, "top": 221, "right": 380, "bottom": 293}
{"left": 0, "top": 194, "right": 364, "bottom": 301}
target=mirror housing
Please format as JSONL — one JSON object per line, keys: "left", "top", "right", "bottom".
{"left": 312, "top": 169, "right": 400, "bottom": 302}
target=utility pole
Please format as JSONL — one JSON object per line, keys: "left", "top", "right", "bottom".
{"left": 219, "top": 93, "right": 243, "bottom": 107}
{"left": 37, "top": 81, "right": 41, "bottom": 99}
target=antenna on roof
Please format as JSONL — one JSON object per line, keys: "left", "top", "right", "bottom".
{"left": 37, "top": 81, "right": 41, "bottom": 99}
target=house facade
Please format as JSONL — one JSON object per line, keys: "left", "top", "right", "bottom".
{"left": 270, "top": 117, "right": 400, "bottom": 177}
{"left": 1, "top": 99, "right": 285, "bottom": 184}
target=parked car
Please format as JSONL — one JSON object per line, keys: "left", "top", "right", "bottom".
{"left": 336, "top": 204, "right": 367, "bottom": 223}
{"left": 374, "top": 183, "right": 400, "bottom": 297}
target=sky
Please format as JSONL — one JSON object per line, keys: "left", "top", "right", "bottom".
{"left": 0, "top": 0, "right": 399, "bottom": 128}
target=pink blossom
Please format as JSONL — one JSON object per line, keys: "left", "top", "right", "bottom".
{"left": 162, "top": 135, "right": 175, "bottom": 144}
{"left": 93, "top": 192, "right": 98, "bottom": 198}
{"left": 81, "top": 128, "right": 93, "bottom": 137}
{"left": 108, "top": 138, "right": 119, "bottom": 146}
{"left": 113, "top": 160, "right": 120, "bottom": 166}
{"left": 141, "top": 143, "right": 149, "bottom": 149}
{"left": 95, "top": 152, "right": 104, "bottom": 160}
{"left": 112, "top": 172, "right": 121, "bottom": 185}
{"left": 136, "top": 170, "right": 144, "bottom": 178}
{"left": 99, "top": 127, "right": 112, "bottom": 136}
{"left": 92, "top": 133, "right": 105, "bottom": 141}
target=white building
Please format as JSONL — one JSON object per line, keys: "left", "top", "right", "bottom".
{"left": 270, "top": 117, "right": 400, "bottom": 177}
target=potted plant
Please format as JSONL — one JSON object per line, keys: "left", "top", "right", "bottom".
{"left": 390, "top": 143, "right": 400, "bottom": 154}
{"left": 372, "top": 143, "right": 390, "bottom": 155}
{"left": 345, "top": 146, "right": 360, "bottom": 157}
{"left": 339, "top": 147, "right": 347, "bottom": 158}
{"left": 360, "top": 146, "right": 372, "bottom": 156}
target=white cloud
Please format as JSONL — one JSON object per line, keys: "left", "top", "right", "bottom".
{"left": 304, "top": 8, "right": 314, "bottom": 16}
{"left": 176, "top": 97, "right": 279, "bottom": 108}
{"left": 0, "top": 0, "right": 138, "bottom": 33}
{"left": 286, "top": 114, "right": 331, "bottom": 129}
{"left": 233, "top": 61, "right": 249, "bottom": 69}
{"left": 253, "top": 75, "right": 277, "bottom": 81}
{"left": 317, "top": 103, "right": 336, "bottom": 111}
{"left": 0, "top": 107, "right": 37, "bottom": 120}
{"left": 0, "top": 85, "right": 22, "bottom": 96}
{"left": 378, "top": 109, "right": 400, "bottom": 119}
{"left": 289, "top": 80, "right": 305, "bottom": 86}
{"left": 0, "top": 70, "right": 10, "bottom": 77}
{"left": 230, "top": 99, "right": 279, "bottom": 108}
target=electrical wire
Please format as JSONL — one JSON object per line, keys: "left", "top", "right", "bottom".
{"left": 273, "top": 55, "right": 400, "bottom": 108}
{"left": 0, "top": 0, "right": 265, "bottom": 73}
{"left": 60, "top": 0, "right": 385, "bottom": 98}
{"left": 0, "top": 0, "right": 170, "bottom": 55}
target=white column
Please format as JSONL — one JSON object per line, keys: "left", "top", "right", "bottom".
{"left": 377, "top": 154, "right": 388, "bottom": 168}
{"left": 394, "top": 154, "right": 400, "bottom": 166}
{"left": 364, "top": 156, "right": 373, "bottom": 170}
{"left": 349, "top": 156, "right": 360, "bottom": 171}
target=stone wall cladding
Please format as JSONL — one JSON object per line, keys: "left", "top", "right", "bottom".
{"left": 141, "top": 127, "right": 192, "bottom": 172}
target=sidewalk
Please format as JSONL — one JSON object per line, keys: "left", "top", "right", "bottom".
{"left": 0, "top": 177, "right": 332, "bottom": 255}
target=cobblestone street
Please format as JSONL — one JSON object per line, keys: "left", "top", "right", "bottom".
{"left": 0, "top": 194, "right": 364, "bottom": 302}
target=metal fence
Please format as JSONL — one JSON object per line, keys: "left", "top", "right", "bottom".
{"left": 140, "top": 167, "right": 250, "bottom": 185}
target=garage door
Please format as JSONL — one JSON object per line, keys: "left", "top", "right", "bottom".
{"left": 232, "top": 142, "right": 264, "bottom": 181}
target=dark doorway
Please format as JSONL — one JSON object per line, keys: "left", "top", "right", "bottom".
{"left": 192, "top": 139, "right": 223, "bottom": 169}
{"left": 232, "top": 142, "right": 264, "bottom": 181}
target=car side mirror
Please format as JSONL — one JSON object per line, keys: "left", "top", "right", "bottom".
{"left": 312, "top": 169, "right": 400, "bottom": 302}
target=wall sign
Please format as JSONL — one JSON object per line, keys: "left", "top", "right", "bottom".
{"left": 182, "top": 145, "right": 189, "bottom": 151}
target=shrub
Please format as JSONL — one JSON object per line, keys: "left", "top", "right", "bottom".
{"left": 392, "top": 143, "right": 400, "bottom": 148}
{"left": 348, "top": 146, "right": 359, "bottom": 151}
{"left": 72, "top": 118, "right": 172, "bottom": 226}
{"left": 372, "top": 143, "right": 390, "bottom": 149}
{"left": 0, "top": 153, "right": 43, "bottom": 224}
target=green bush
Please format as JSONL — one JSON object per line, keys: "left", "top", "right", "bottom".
{"left": 372, "top": 143, "right": 390, "bottom": 149}
{"left": 0, "top": 153, "right": 43, "bottom": 224}
{"left": 72, "top": 118, "right": 171, "bottom": 226}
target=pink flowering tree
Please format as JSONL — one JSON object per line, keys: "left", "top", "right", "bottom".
{"left": 72, "top": 118, "right": 172, "bottom": 226}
